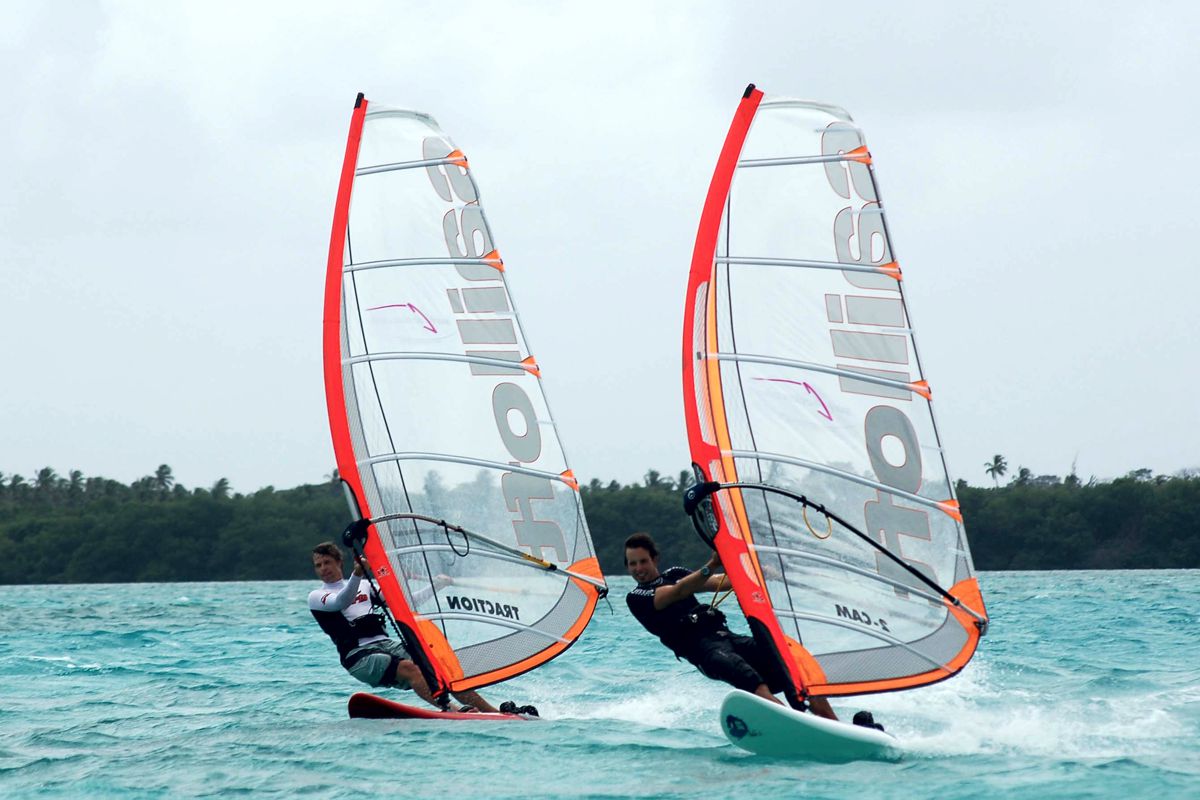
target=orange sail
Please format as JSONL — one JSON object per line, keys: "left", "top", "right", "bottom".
{"left": 681, "top": 86, "right": 987, "bottom": 699}
{"left": 324, "top": 94, "right": 606, "bottom": 695}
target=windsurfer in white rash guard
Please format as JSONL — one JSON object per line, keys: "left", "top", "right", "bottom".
{"left": 624, "top": 533, "right": 840, "bottom": 721}
{"left": 307, "top": 541, "right": 537, "bottom": 715}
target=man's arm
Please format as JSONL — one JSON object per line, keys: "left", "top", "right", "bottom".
{"left": 652, "top": 552, "right": 723, "bottom": 610}
{"left": 308, "top": 572, "right": 362, "bottom": 611}
{"left": 703, "top": 572, "right": 731, "bottom": 593}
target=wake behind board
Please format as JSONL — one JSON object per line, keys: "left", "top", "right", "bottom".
{"left": 348, "top": 693, "right": 532, "bottom": 721}
{"left": 720, "top": 690, "right": 901, "bottom": 762}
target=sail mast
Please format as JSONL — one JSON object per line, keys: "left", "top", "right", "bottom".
{"left": 681, "top": 84, "right": 815, "bottom": 699}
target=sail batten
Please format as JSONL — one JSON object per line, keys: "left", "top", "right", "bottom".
{"left": 738, "top": 153, "right": 869, "bottom": 168}
{"left": 345, "top": 352, "right": 535, "bottom": 374}
{"left": 345, "top": 257, "right": 502, "bottom": 273}
{"left": 751, "top": 544, "right": 949, "bottom": 605}
{"left": 725, "top": 450, "right": 955, "bottom": 515}
{"left": 682, "top": 86, "right": 987, "bottom": 700}
{"left": 773, "top": 609, "right": 951, "bottom": 666}
{"left": 356, "top": 156, "right": 466, "bottom": 176}
{"left": 716, "top": 255, "right": 901, "bottom": 277}
{"left": 711, "top": 353, "right": 920, "bottom": 392}
{"left": 420, "top": 614, "right": 571, "bottom": 644}
{"left": 324, "top": 96, "right": 605, "bottom": 695}
{"left": 358, "top": 452, "right": 575, "bottom": 485}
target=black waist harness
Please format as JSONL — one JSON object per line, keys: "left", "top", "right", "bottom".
{"left": 664, "top": 606, "right": 730, "bottom": 659}
{"left": 311, "top": 610, "right": 388, "bottom": 668}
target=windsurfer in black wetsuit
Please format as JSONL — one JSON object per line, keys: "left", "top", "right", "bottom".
{"left": 308, "top": 541, "right": 536, "bottom": 715}
{"left": 624, "top": 532, "right": 839, "bottom": 720}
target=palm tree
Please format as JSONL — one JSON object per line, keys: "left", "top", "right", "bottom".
{"left": 34, "top": 467, "right": 59, "bottom": 489}
{"left": 66, "top": 470, "right": 84, "bottom": 505}
{"left": 33, "top": 468, "right": 60, "bottom": 506}
{"left": 211, "top": 477, "right": 231, "bottom": 500}
{"left": 131, "top": 476, "right": 157, "bottom": 500}
{"left": 1013, "top": 466, "right": 1032, "bottom": 486}
{"left": 9, "top": 474, "right": 28, "bottom": 502}
{"left": 153, "top": 464, "right": 175, "bottom": 494}
{"left": 984, "top": 454, "right": 1008, "bottom": 487}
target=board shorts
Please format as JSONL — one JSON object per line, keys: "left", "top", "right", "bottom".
{"left": 345, "top": 639, "right": 413, "bottom": 689}
{"left": 688, "top": 631, "right": 787, "bottom": 694}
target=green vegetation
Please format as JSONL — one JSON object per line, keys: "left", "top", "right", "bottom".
{"left": 1, "top": 463, "right": 1197, "bottom": 584}
{"left": 0, "top": 465, "right": 348, "bottom": 584}
{"left": 959, "top": 467, "right": 1200, "bottom": 569}
{"left": 581, "top": 470, "right": 713, "bottom": 572}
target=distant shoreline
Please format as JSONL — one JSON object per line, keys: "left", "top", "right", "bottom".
{"left": 2, "top": 466, "right": 1196, "bottom": 584}
{"left": 5, "top": 567, "right": 1198, "bottom": 590}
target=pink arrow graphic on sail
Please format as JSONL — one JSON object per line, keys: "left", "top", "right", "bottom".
{"left": 367, "top": 303, "right": 437, "bottom": 333}
{"left": 753, "top": 378, "right": 833, "bottom": 421}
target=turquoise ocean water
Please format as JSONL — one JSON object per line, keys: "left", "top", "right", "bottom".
{"left": 2, "top": 571, "right": 1197, "bottom": 799}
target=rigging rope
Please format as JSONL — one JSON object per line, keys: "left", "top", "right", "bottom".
{"left": 685, "top": 479, "right": 986, "bottom": 629}
{"left": 709, "top": 573, "right": 735, "bottom": 609}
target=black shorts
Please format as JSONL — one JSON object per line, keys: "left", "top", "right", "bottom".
{"left": 688, "top": 632, "right": 786, "bottom": 694}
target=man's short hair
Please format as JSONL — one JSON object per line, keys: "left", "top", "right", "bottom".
{"left": 312, "top": 541, "right": 343, "bottom": 562}
{"left": 623, "top": 532, "right": 658, "bottom": 559}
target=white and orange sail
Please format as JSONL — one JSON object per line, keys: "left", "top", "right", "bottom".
{"left": 323, "top": 94, "right": 606, "bottom": 697}
{"left": 682, "top": 85, "right": 988, "bottom": 700}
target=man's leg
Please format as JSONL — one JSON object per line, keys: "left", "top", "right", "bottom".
{"left": 732, "top": 634, "right": 838, "bottom": 720}
{"left": 450, "top": 689, "right": 497, "bottom": 713}
{"left": 387, "top": 660, "right": 498, "bottom": 713}
{"left": 390, "top": 660, "right": 443, "bottom": 708}
{"left": 692, "top": 637, "right": 779, "bottom": 702}
{"left": 752, "top": 683, "right": 785, "bottom": 705}
{"left": 807, "top": 696, "right": 837, "bottom": 720}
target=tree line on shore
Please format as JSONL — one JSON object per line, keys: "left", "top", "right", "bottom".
{"left": 0, "top": 462, "right": 1197, "bottom": 584}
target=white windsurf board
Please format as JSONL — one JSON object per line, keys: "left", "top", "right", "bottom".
{"left": 720, "top": 690, "right": 901, "bottom": 762}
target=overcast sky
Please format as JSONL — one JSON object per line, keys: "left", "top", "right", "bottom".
{"left": 3, "top": 1, "right": 1198, "bottom": 495}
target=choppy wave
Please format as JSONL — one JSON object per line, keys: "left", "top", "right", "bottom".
{"left": 0, "top": 572, "right": 1197, "bottom": 798}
